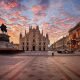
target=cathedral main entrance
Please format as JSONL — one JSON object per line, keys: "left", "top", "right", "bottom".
{"left": 23, "top": 46, "right": 24, "bottom": 51}
{"left": 33, "top": 46, "right": 35, "bottom": 51}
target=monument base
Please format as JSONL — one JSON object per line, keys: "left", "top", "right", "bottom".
{"left": 0, "top": 33, "right": 15, "bottom": 50}
{"left": 0, "top": 33, "right": 10, "bottom": 42}
{"left": 0, "top": 41, "right": 14, "bottom": 50}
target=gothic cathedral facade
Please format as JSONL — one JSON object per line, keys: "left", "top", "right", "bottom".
{"left": 19, "top": 26, "right": 50, "bottom": 51}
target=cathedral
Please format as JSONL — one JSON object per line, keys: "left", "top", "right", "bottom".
{"left": 19, "top": 26, "right": 50, "bottom": 51}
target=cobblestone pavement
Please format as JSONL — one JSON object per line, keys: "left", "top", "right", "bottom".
{"left": 0, "top": 55, "right": 80, "bottom": 80}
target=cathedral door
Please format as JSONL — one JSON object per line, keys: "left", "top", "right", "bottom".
{"left": 33, "top": 46, "right": 35, "bottom": 51}
{"left": 23, "top": 46, "right": 24, "bottom": 51}
{"left": 26, "top": 47, "right": 28, "bottom": 51}
{"left": 43, "top": 47, "right": 45, "bottom": 51}
{"left": 39, "top": 47, "right": 41, "bottom": 51}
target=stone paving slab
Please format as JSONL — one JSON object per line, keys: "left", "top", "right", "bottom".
{"left": 0, "top": 55, "right": 80, "bottom": 80}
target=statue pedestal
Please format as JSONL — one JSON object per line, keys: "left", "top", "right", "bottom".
{"left": 0, "top": 33, "right": 14, "bottom": 50}
{"left": 0, "top": 34, "right": 10, "bottom": 42}
{"left": 0, "top": 41, "right": 14, "bottom": 49}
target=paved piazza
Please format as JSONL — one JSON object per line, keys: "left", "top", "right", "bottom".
{"left": 0, "top": 54, "right": 80, "bottom": 80}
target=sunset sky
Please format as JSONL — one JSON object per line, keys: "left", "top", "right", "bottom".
{"left": 0, "top": 0, "right": 80, "bottom": 44}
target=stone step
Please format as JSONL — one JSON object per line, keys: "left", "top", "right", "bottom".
{"left": 17, "top": 51, "right": 51, "bottom": 56}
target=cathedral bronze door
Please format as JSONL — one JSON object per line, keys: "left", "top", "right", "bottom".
{"left": 33, "top": 46, "right": 35, "bottom": 51}
{"left": 23, "top": 46, "right": 24, "bottom": 51}
{"left": 39, "top": 47, "right": 41, "bottom": 51}
{"left": 43, "top": 47, "right": 45, "bottom": 51}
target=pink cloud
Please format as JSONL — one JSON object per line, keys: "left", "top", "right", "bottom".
{"left": 17, "top": 16, "right": 28, "bottom": 21}
{"left": 50, "top": 16, "right": 79, "bottom": 30}
{"left": 33, "top": 13, "right": 46, "bottom": 22}
{"left": 32, "top": 5, "right": 42, "bottom": 14}
{"left": 9, "top": 18, "right": 18, "bottom": 23}
{"left": 12, "top": 11, "right": 21, "bottom": 17}
{"left": 0, "top": 1, "right": 18, "bottom": 10}
{"left": 32, "top": 5, "right": 47, "bottom": 15}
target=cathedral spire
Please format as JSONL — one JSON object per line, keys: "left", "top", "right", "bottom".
{"left": 20, "top": 32, "right": 22, "bottom": 38}
{"left": 42, "top": 30, "right": 43, "bottom": 35}
{"left": 19, "top": 32, "right": 22, "bottom": 44}
{"left": 30, "top": 26, "right": 32, "bottom": 29}
{"left": 36, "top": 25, "right": 39, "bottom": 30}
{"left": 25, "top": 29, "right": 26, "bottom": 36}
{"left": 29, "top": 25, "right": 32, "bottom": 32}
{"left": 46, "top": 33, "right": 49, "bottom": 39}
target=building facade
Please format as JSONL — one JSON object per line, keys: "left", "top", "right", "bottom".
{"left": 68, "top": 22, "right": 80, "bottom": 51}
{"left": 19, "top": 26, "right": 50, "bottom": 51}
{"left": 52, "top": 22, "right": 80, "bottom": 51}
{"left": 13, "top": 44, "right": 19, "bottom": 50}
{"left": 52, "top": 36, "right": 69, "bottom": 51}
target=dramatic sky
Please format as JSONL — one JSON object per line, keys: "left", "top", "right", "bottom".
{"left": 0, "top": 0, "right": 80, "bottom": 44}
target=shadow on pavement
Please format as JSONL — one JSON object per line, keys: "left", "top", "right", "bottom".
{"left": 0, "top": 50, "right": 24, "bottom": 56}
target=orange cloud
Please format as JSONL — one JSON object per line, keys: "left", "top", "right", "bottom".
{"left": 7, "top": 24, "right": 24, "bottom": 44}
{"left": 8, "top": 30, "right": 19, "bottom": 44}
{"left": 0, "top": 18, "right": 6, "bottom": 24}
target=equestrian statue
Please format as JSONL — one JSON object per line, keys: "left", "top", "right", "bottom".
{"left": 0, "top": 24, "right": 7, "bottom": 33}
{"left": 0, "top": 24, "right": 9, "bottom": 42}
